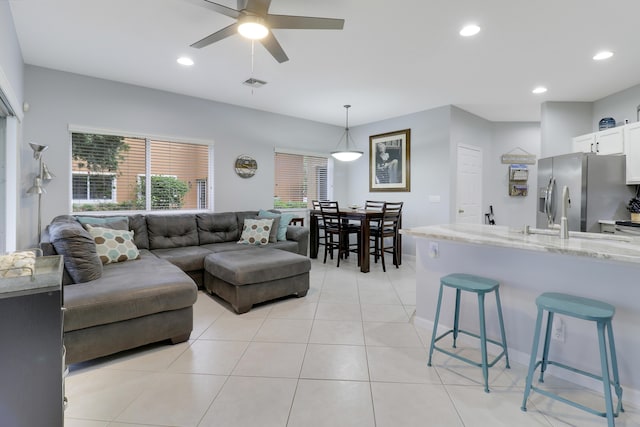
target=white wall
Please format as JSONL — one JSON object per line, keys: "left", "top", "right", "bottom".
{"left": 540, "top": 101, "right": 592, "bottom": 158}
{"left": 21, "top": 66, "right": 343, "bottom": 248}
{"left": 487, "top": 122, "right": 541, "bottom": 228}
{"left": 593, "top": 83, "right": 640, "bottom": 128}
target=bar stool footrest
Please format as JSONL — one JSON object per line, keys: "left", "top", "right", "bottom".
{"left": 528, "top": 360, "right": 623, "bottom": 418}
{"left": 432, "top": 328, "right": 508, "bottom": 369}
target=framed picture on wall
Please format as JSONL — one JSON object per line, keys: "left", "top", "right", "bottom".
{"left": 369, "top": 129, "right": 411, "bottom": 192}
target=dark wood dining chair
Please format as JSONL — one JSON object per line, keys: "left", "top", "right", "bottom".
{"left": 370, "top": 201, "right": 403, "bottom": 272}
{"left": 312, "top": 200, "right": 328, "bottom": 256}
{"left": 319, "top": 201, "right": 361, "bottom": 267}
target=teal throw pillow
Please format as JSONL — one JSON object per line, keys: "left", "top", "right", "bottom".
{"left": 258, "top": 210, "right": 295, "bottom": 241}
{"left": 76, "top": 216, "right": 129, "bottom": 231}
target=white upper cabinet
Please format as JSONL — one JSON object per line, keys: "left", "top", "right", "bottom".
{"left": 624, "top": 122, "right": 640, "bottom": 184}
{"left": 573, "top": 127, "right": 624, "bottom": 155}
{"left": 594, "top": 127, "right": 624, "bottom": 155}
{"left": 572, "top": 133, "right": 595, "bottom": 153}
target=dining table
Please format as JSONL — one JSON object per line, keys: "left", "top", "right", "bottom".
{"left": 309, "top": 208, "right": 402, "bottom": 273}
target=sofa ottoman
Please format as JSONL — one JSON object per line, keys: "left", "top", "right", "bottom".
{"left": 204, "top": 248, "right": 310, "bottom": 313}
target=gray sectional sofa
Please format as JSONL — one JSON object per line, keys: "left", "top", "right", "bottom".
{"left": 42, "top": 211, "right": 309, "bottom": 364}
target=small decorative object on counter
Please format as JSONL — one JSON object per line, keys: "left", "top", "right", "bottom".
{"left": 627, "top": 186, "right": 640, "bottom": 222}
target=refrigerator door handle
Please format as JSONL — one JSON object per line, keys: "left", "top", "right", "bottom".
{"left": 545, "top": 177, "right": 556, "bottom": 226}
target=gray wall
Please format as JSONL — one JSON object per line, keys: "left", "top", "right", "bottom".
{"left": 540, "top": 101, "right": 592, "bottom": 158}
{"left": 449, "top": 106, "right": 494, "bottom": 223}
{"left": 347, "top": 106, "right": 452, "bottom": 256}
{"left": 345, "top": 106, "right": 539, "bottom": 256}
{"left": 487, "top": 122, "right": 541, "bottom": 228}
{"left": 593, "top": 83, "right": 640, "bottom": 128}
{"left": 21, "top": 66, "right": 344, "bottom": 248}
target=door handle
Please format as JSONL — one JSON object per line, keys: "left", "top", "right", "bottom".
{"left": 590, "top": 143, "right": 594, "bottom": 152}
{"left": 596, "top": 142, "right": 600, "bottom": 153}
{"left": 458, "top": 209, "right": 464, "bottom": 213}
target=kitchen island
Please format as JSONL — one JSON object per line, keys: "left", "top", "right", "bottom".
{"left": 402, "top": 223, "right": 640, "bottom": 405}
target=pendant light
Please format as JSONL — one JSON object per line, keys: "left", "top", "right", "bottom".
{"left": 331, "top": 105, "right": 363, "bottom": 162}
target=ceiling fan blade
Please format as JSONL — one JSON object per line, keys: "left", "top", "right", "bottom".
{"left": 267, "top": 14, "right": 344, "bottom": 30}
{"left": 201, "top": 0, "right": 241, "bottom": 18}
{"left": 260, "top": 33, "right": 289, "bottom": 63}
{"left": 191, "top": 23, "right": 239, "bottom": 48}
{"left": 245, "top": 0, "right": 271, "bottom": 15}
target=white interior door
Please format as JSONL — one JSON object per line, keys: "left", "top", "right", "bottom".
{"left": 456, "top": 144, "right": 483, "bottom": 223}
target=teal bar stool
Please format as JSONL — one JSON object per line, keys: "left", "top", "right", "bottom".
{"left": 427, "top": 273, "right": 510, "bottom": 393}
{"left": 521, "top": 292, "right": 623, "bottom": 427}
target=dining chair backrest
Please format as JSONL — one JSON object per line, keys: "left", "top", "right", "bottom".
{"left": 318, "top": 201, "right": 342, "bottom": 230}
{"left": 365, "top": 200, "right": 385, "bottom": 211}
{"left": 312, "top": 200, "right": 331, "bottom": 210}
{"left": 382, "top": 201, "right": 403, "bottom": 230}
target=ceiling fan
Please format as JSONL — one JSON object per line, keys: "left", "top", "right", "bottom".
{"left": 190, "top": 0, "right": 345, "bottom": 63}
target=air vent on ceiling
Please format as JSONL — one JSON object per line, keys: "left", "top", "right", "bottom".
{"left": 243, "top": 78, "right": 267, "bottom": 88}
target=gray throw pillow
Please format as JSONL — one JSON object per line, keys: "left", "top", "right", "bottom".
{"left": 48, "top": 221, "right": 103, "bottom": 284}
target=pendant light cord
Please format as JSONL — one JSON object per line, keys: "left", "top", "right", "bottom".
{"left": 344, "top": 104, "right": 351, "bottom": 149}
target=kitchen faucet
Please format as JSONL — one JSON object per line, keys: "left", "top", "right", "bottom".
{"left": 560, "top": 185, "right": 570, "bottom": 239}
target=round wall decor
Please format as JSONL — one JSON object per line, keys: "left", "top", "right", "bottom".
{"left": 234, "top": 155, "right": 258, "bottom": 178}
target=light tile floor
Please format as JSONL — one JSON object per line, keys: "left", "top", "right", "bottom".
{"left": 65, "top": 257, "right": 640, "bottom": 427}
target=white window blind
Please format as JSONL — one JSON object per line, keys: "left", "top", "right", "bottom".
{"left": 274, "top": 152, "right": 328, "bottom": 209}
{"left": 71, "top": 132, "right": 210, "bottom": 212}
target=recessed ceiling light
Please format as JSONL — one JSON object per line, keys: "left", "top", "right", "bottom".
{"left": 532, "top": 86, "right": 547, "bottom": 94}
{"left": 459, "top": 24, "right": 481, "bottom": 37}
{"left": 177, "top": 57, "right": 194, "bottom": 66}
{"left": 593, "top": 51, "right": 614, "bottom": 61}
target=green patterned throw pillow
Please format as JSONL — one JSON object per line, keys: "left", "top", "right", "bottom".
{"left": 237, "top": 218, "right": 273, "bottom": 246}
{"left": 85, "top": 225, "right": 140, "bottom": 264}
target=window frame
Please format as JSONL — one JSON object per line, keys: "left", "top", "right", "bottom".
{"left": 68, "top": 125, "right": 214, "bottom": 214}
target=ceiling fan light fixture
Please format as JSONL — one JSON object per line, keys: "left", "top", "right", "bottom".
{"left": 331, "top": 105, "right": 363, "bottom": 162}
{"left": 238, "top": 16, "right": 269, "bottom": 40}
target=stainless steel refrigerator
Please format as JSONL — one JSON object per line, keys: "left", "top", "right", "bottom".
{"left": 536, "top": 153, "right": 633, "bottom": 232}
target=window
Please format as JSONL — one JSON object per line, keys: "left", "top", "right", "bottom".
{"left": 71, "top": 131, "right": 211, "bottom": 212}
{"left": 274, "top": 151, "right": 329, "bottom": 209}
{"left": 72, "top": 173, "right": 116, "bottom": 202}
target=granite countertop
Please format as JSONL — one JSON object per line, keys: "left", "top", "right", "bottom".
{"left": 401, "top": 223, "right": 640, "bottom": 264}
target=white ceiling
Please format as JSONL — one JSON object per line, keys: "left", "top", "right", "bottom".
{"left": 9, "top": 0, "right": 640, "bottom": 127}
